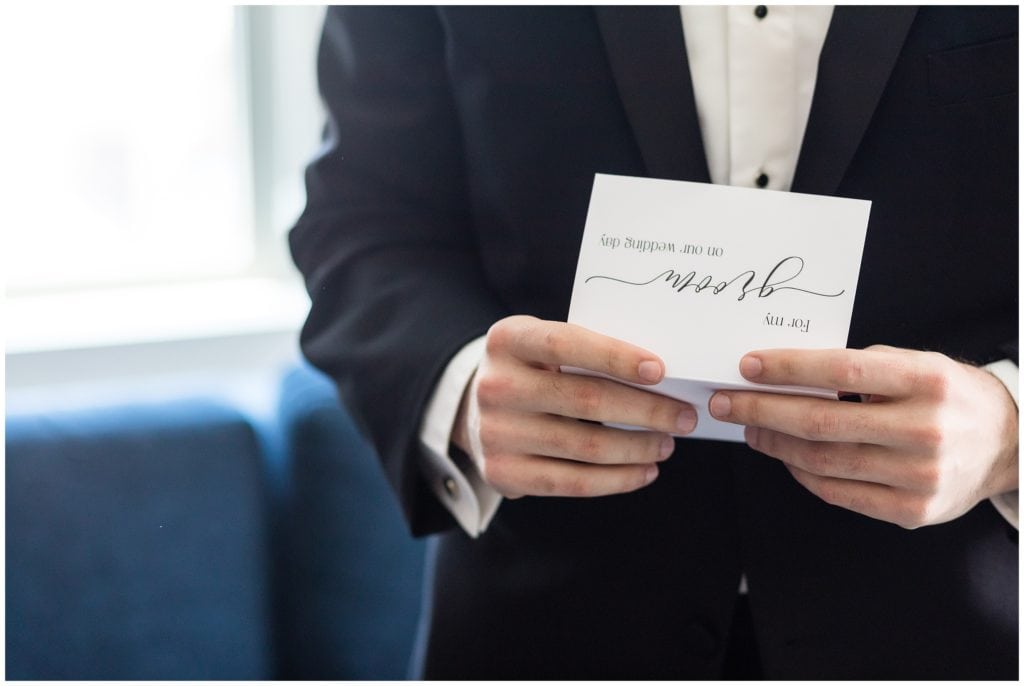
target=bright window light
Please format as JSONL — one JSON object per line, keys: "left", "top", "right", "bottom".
{"left": 7, "top": 5, "right": 253, "bottom": 293}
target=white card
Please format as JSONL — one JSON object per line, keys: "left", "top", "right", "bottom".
{"left": 566, "top": 174, "right": 872, "bottom": 441}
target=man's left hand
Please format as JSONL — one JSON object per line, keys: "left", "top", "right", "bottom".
{"left": 709, "top": 345, "right": 1018, "bottom": 528}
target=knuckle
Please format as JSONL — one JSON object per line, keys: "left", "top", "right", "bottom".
{"left": 776, "top": 355, "right": 799, "bottom": 379}
{"left": 803, "top": 406, "right": 840, "bottom": 440}
{"left": 802, "top": 444, "right": 831, "bottom": 474}
{"left": 914, "top": 353, "right": 953, "bottom": 398}
{"left": 531, "top": 471, "right": 564, "bottom": 496}
{"left": 919, "top": 370, "right": 949, "bottom": 398}
{"left": 572, "top": 381, "right": 603, "bottom": 416}
{"left": 564, "top": 474, "right": 594, "bottom": 497}
{"left": 650, "top": 433, "right": 670, "bottom": 461}
{"left": 598, "top": 344, "right": 630, "bottom": 380}
{"left": 912, "top": 461, "right": 942, "bottom": 494}
{"left": 746, "top": 396, "right": 765, "bottom": 427}
{"left": 475, "top": 372, "right": 512, "bottom": 408}
{"left": 926, "top": 370, "right": 952, "bottom": 399}
{"left": 644, "top": 397, "right": 667, "bottom": 428}
{"left": 806, "top": 443, "right": 868, "bottom": 479}
{"left": 845, "top": 450, "right": 870, "bottom": 479}
{"left": 543, "top": 328, "right": 570, "bottom": 360}
{"left": 485, "top": 318, "right": 515, "bottom": 355}
{"left": 576, "top": 431, "right": 605, "bottom": 462}
{"left": 830, "top": 355, "right": 866, "bottom": 390}
{"left": 477, "top": 420, "right": 502, "bottom": 453}
{"left": 605, "top": 346, "right": 626, "bottom": 376}
{"left": 911, "top": 419, "right": 946, "bottom": 450}
{"left": 731, "top": 394, "right": 758, "bottom": 426}
{"left": 543, "top": 426, "right": 569, "bottom": 455}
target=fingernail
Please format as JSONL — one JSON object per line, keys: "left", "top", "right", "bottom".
{"left": 660, "top": 435, "right": 675, "bottom": 459}
{"left": 645, "top": 464, "right": 659, "bottom": 484}
{"left": 739, "top": 355, "right": 763, "bottom": 379}
{"left": 638, "top": 360, "right": 662, "bottom": 382}
{"left": 709, "top": 393, "right": 731, "bottom": 418}
{"left": 676, "top": 406, "right": 697, "bottom": 433}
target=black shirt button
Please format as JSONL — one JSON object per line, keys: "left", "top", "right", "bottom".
{"left": 754, "top": 5, "right": 768, "bottom": 20}
{"left": 756, "top": 173, "right": 769, "bottom": 188}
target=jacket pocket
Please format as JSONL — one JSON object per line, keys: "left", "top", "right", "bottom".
{"left": 927, "top": 36, "right": 1017, "bottom": 106}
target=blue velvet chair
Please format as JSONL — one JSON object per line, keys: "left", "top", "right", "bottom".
{"left": 6, "top": 363, "right": 426, "bottom": 680}
{"left": 274, "top": 364, "right": 426, "bottom": 680}
{"left": 6, "top": 398, "right": 274, "bottom": 680}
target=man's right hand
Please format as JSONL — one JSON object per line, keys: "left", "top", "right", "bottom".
{"left": 452, "top": 315, "right": 698, "bottom": 498}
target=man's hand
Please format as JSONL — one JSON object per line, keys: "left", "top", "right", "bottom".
{"left": 453, "top": 315, "right": 697, "bottom": 498}
{"left": 709, "top": 345, "right": 1019, "bottom": 528}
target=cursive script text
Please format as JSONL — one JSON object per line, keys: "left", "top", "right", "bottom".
{"left": 584, "top": 256, "right": 844, "bottom": 301}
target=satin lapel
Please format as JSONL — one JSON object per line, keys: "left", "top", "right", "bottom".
{"left": 792, "top": 6, "right": 918, "bottom": 195}
{"left": 595, "top": 6, "right": 710, "bottom": 183}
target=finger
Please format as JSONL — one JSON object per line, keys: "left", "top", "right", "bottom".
{"left": 485, "top": 413, "right": 675, "bottom": 465}
{"left": 710, "top": 391, "right": 903, "bottom": 444}
{"left": 738, "top": 348, "right": 935, "bottom": 398}
{"left": 490, "top": 316, "right": 665, "bottom": 384}
{"left": 864, "top": 344, "right": 914, "bottom": 355}
{"left": 481, "top": 452, "right": 659, "bottom": 498}
{"left": 745, "top": 427, "right": 931, "bottom": 490}
{"left": 502, "top": 367, "right": 697, "bottom": 434}
{"left": 784, "top": 464, "right": 932, "bottom": 529}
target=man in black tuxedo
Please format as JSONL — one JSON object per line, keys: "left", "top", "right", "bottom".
{"left": 290, "top": 6, "right": 1017, "bottom": 679}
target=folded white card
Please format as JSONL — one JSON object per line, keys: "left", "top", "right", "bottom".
{"left": 566, "top": 174, "right": 872, "bottom": 441}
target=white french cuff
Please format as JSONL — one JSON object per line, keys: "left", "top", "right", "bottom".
{"left": 418, "top": 335, "right": 502, "bottom": 537}
{"left": 984, "top": 359, "right": 1018, "bottom": 530}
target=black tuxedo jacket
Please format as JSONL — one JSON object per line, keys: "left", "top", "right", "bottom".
{"left": 290, "top": 6, "right": 1018, "bottom": 679}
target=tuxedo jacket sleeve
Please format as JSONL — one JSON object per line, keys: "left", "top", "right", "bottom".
{"left": 289, "top": 7, "right": 509, "bottom": 535}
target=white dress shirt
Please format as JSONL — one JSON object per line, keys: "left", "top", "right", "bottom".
{"left": 418, "top": 5, "right": 1019, "bottom": 537}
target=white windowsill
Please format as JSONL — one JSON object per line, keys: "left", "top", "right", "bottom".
{"left": 6, "top": 277, "right": 312, "bottom": 404}
{"left": 7, "top": 276, "right": 309, "bottom": 354}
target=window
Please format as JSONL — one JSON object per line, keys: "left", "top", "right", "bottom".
{"left": 10, "top": 6, "right": 250, "bottom": 292}
{"left": 7, "top": 6, "right": 325, "bottom": 356}
{"left": 7, "top": 6, "right": 326, "bottom": 385}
